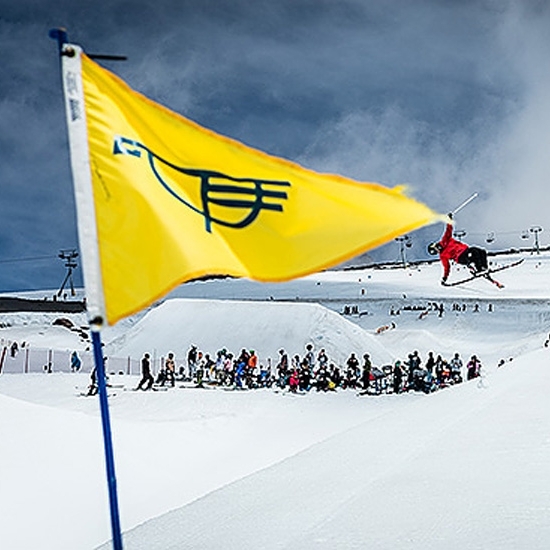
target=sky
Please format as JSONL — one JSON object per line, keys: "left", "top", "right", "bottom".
{"left": 1, "top": 0, "right": 549, "bottom": 292}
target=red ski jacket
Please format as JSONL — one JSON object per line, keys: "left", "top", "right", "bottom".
{"left": 438, "top": 224, "right": 468, "bottom": 279}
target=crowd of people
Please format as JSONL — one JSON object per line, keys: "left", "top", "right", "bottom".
{"left": 133, "top": 344, "right": 485, "bottom": 395}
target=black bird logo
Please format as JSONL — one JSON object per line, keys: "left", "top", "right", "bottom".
{"left": 113, "top": 136, "right": 291, "bottom": 233}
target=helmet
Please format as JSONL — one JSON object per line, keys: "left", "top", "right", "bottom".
{"left": 427, "top": 242, "right": 441, "bottom": 255}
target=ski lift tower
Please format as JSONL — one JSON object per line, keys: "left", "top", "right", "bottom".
{"left": 529, "top": 226, "right": 543, "bottom": 254}
{"left": 395, "top": 235, "right": 412, "bottom": 267}
{"left": 57, "top": 249, "right": 79, "bottom": 297}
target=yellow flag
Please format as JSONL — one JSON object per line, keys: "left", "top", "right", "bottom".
{"left": 78, "top": 53, "right": 440, "bottom": 325}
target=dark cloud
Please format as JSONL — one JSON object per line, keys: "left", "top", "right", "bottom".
{"left": 0, "top": 0, "right": 549, "bottom": 291}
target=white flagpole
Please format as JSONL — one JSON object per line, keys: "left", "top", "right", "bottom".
{"left": 50, "top": 29, "right": 123, "bottom": 550}
{"left": 58, "top": 41, "right": 106, "bottom": 325}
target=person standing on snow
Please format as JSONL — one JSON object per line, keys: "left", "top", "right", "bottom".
{"left": 449, "top": 352, "right": 463, "bottom": 382}
{"left": 344, "top": 353, "right": 360, "bottom": 389}
{"left": 163, "top": 352, "right": 176, "bottom": 387}
{"left": 304, "top": 344, "right": 315, "bottom": 370}
{"left": 317, "top": 348, "right": 328, "bottom": 371}
{"left": 428, "top": 215, "right": 488, "bottom": 285}
{"left": 137, "top": 352, "right": 154, "bottom": 390}
{"left": 361, "top": 353, "right": 372, "bottom": 392}
{"left": 70, "top": 350, "right": 82, "bottom": 372}
{"left": 425, "top": 351, "right": 435, "bottom": 374}
{"left": 392, "top": 360, "right": 403, "bottom": 394}
{"left": 87, "top": 367, "right": 98, "bottom": 396}
{"left": 466, "top": 355, "right": 482, "bottom": 380}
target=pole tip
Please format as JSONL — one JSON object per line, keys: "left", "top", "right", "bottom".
{"left": 89, "top": 316, "right": 105, "bottom": 331}
{"left": 49, "top": 28, "right": 68, "bottom": 53}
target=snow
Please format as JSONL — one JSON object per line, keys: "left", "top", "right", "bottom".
{"left": 106, "top": 299, "right": 394, "bottom": 367}
{"left": 1, "top": 253, "right": 549, "bottom": 549}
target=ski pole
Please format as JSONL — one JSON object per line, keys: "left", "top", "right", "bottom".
{"left": 451, "top": 192, "right": 478, "bottom": 216}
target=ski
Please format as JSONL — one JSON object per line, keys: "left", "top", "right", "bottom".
{"left": 443, "top": 258, "right": 524, "bottom": 288}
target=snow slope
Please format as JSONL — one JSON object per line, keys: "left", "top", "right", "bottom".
{"left": 106, "top": 350, "right": 550, "bottom": 550}
{"left": 0, "top": 252, "right": 549, "bottom": 550}
{"left": 105, "top": 298, "right": 394, "bottom": 366}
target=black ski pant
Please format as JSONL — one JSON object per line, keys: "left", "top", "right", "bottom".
{"left": 137, "top": 373, "right": 154, "bottom": 390}
{"left": 457, "top": 247, "right": 487, "bottom": 273}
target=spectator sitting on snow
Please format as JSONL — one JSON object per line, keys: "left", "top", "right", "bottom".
{"left": 288, "top": 369, "right": 300, "bottom": 393}
{"left": 299, "top": 364, "right": 312, "bottom": 391}
{"left": 155, "top": 366, "right": 167, "bottom": 385}
{"left": 203, "top": 353, "right": 215, "bottom": 382}
{"left": 329, "top": 363, "right": 341, "bottom": 389}
{"left": 315, "top": 364, "right": 330, "bottom": 392}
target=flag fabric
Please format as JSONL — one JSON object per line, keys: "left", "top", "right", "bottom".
{"left": 77, "top": 51, "right": 441, "bottom": 325}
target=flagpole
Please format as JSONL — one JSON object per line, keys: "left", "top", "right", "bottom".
{"left": 49, "top": 29, "right": 123, "bottom": 550}
{"left": 91, "top": 326, "right": 123, "bottom": 550}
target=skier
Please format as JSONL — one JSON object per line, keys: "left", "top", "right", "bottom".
{"left": 428, "top": 216, "right": 488, "bottom": 285}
